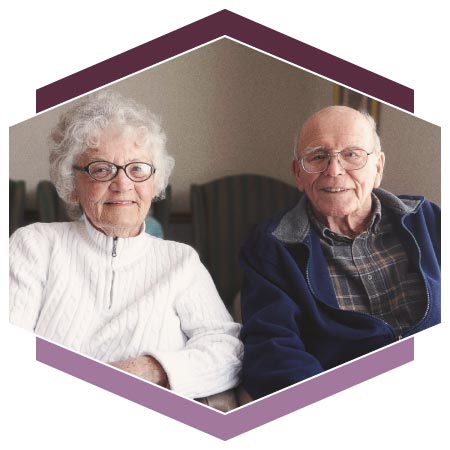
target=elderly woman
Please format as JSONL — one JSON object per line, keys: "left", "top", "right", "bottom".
{"left": 9, "top": 90, "right": 243, "bottom": 400}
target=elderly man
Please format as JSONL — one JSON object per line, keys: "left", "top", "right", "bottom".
{"left": 239, "top": 106, "right": 440, "bottom": 400}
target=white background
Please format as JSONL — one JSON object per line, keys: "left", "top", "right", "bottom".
{"left": 3, "top": 1, "right": 448, "bottom": 448}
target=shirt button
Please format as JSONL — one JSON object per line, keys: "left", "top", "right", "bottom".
{"left": 367, "top": 275, "right": 373, "bottom": 281}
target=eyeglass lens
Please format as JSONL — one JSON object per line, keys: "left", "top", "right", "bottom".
{"left": 302, "top": 149, "right": 368, "bottom": 173}
{"left": 88, "top": 162, "right": 154, "bottom": 181}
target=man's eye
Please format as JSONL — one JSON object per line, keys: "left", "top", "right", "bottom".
{"left": 344, "top": 150, "right": 362, "bottom": 159}
{"left": 309, "top": 153, "right": 328, "bottom": 161}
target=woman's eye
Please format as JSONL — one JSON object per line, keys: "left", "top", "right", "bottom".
{"left": 90, "top": 164, "right": 113, "bottom": 177}
{"left": 93, "top": 167, "right": 109, "bottom": 175}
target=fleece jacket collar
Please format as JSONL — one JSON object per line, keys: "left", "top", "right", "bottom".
{"left": 272, "top": 188, "right": 424, "bottom": 244}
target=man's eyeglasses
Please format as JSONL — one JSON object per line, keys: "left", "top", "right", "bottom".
{"left": 73, "top": 161, "right": 156, "bottom": 182}
{"left": 298, "top": 148, "right": 373, "bottom": 174}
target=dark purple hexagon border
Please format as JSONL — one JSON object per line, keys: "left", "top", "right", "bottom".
{"left": 34, "top": 9, "right": 416, "bottom": 440}
{"left": 35, "top": 10, "right": 414, "bottom": 114}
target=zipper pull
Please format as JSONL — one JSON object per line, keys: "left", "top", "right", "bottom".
{"left": 112, "top": 237, "right": 118, "bottom": 257}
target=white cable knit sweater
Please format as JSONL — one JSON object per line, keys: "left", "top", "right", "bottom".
{"left": 9, "top": 219, "right": 243, "bottom": 399}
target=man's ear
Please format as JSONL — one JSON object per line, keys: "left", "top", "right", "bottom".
{"left": 374, "top": 151, "right": 385, "bottom": 188}
{"left": 292, "top": 158, "right": 305, "bottom": 192}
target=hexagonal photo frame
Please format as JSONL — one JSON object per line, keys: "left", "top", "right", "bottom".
{"left": 9, "top": 9, "right": 440, "bottom": 441}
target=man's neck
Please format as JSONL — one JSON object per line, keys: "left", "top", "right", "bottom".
{"left": 311, "top": 204, "right": 376, "bottom": 240}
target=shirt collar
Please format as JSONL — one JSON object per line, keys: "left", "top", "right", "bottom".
{"left": 272, "top": 188, "right": 423, "bottom": 245}
{"left": 306, "top": 193, "right": 382, "bottom": 244}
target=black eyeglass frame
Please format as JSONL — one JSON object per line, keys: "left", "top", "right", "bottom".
{"left": 297, "top": 148, "right": 374, "bottom": 174}
{"left": 73, "top": 160, "right": 156, "bottom": 182}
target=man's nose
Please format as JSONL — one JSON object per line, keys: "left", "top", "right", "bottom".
{"left": 323, "top": 154, "right": 345, "bottom": 176}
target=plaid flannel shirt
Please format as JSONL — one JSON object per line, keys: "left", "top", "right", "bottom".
{"left": 308, "top": 194, "right": 427, "bottom": 337}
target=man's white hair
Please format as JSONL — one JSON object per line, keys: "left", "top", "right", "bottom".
{"left": 293, "top": 106, "right": 381, "bottom": 159}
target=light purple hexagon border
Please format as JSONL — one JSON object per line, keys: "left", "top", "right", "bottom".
{"left": 36, "top": 337, "right": 414, "bottom": 440}
{"left": 34, "top": 9, "right": 417, "bottom": 440}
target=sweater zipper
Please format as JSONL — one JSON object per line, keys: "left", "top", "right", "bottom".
{"left": 112, "top": 236, "right": 118, "bottom": 257}
{"left": 110, "top": 237, "right": 118, "bottom": 309}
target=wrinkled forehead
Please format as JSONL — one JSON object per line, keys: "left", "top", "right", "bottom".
{"left": 299, "top": 108, "right": 374, "bottom": 152}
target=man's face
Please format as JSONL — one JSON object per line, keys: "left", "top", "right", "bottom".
{"left": 293, "top": 107, "right": 385, "bottom": 224}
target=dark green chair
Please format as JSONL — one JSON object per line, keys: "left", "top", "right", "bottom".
{"left": 36, "top": 180, "right": 70, "bottom": 222}
{"left": 191, "top": 174, "right": 300, "bottom": 309}
{"left": 9, "top": 179, "right": 26, "bottom": 235}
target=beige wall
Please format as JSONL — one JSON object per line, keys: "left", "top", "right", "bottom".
{"left": 379, "top": 107, "right": 440, "bottom": 201}
{"left": 9, "top": 38, "right": 440, "bottom": 213}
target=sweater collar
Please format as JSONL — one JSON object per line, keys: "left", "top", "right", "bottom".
{"left": 83, "top": 216, "right": 147, "bottom": 260}
{"left": 272, "top": 188, "right": 424, "bottom": 244}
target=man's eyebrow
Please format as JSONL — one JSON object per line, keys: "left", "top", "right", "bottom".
{"left": 303, "top": 145, "right": 364, "bottom": 154}
{"left": 303, "top": 146, "right": 328, "bottom": 154}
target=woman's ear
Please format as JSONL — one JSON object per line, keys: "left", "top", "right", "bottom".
{"left": 68, "top": 189, "right": 79, "bottom": 204}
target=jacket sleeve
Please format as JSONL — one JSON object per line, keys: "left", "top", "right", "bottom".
{"left": 239, "top": 233, "right": 324, "bottom": 400}
{"left": 148, "top": 250, "right": 243, "bottom": 399}
{"left": 424, "top": 200, "right": 441, "bottom": 265}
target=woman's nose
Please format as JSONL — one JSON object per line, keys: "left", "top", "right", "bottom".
{"left": 109, "top": 168, "right": 134, "bottom": 191}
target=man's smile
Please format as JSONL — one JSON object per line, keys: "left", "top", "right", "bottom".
{"left": 319, "top": 187, "right": 349, "bottom": 193}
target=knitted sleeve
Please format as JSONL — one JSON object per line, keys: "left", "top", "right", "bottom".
{"left": 148, "top": 250, "right": 243, "bottom": 399}
{"left": 10, "top": 225, "right": 50, "bottom": 331}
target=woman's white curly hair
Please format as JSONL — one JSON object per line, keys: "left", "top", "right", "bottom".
{"left": 49, "top": 90, "right": 174, "bottom": 218}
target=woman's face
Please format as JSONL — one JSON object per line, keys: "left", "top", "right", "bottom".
{"left": 73, "top": 127, "right": 155, "bottom": 238}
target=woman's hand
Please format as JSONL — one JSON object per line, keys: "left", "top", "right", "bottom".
{"left": 109, "top": 355, "right": 169, "bottom": 387}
